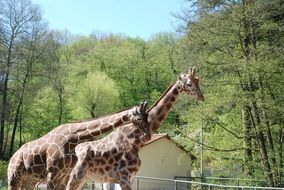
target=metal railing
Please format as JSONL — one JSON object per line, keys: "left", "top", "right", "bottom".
{"left": 133, "top": 176, "right": 284, "bottom": 190}
{"left": 175, "top": 176, "right": 268, "bottom": 187}
{"left": 31, "top": 176, "right": 284, "bottom": 190}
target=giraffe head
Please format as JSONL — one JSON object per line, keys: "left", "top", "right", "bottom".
{"left": 131, "top": 101, "right": 151, "bottom": 140}
{"left": 130, "top": 101, "right": 149, "bottom": 125}
{"left": 178, "top": 67, "right": 204, "bottom": 101}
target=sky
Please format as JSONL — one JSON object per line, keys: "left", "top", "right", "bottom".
{"left": 32, "top": 0, "right": 186, "bottom": 39}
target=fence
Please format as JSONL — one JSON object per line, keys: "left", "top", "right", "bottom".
{"left": 133, "top": 176, "right": 284, "bottom": 190}
{"left": 30, "top": 176, "right": 284, "bottom": 190}
{"left": 175, "top": 176, "right": 268, "bottom": 187}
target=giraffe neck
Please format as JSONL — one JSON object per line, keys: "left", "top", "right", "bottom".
{"left": 119, "top": 123, "right": 149, "bottom": 151}
{"left": 147, "top": 81, "right": 181, "bottom": 135}
{"left": 66, "top": 108, "right": 136, "bottom": 142}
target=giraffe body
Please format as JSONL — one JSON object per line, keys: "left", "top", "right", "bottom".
{"left": 8, "top": 104, "right": 146, "bottom": 190}
{"left": 66, "top": 121, "right": 150, "bottom": 190}
{"left": 66, "top": 67, "right": 204, "bottom": 190}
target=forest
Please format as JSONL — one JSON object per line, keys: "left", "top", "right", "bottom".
{"left": 0, "top": 0, "right": 283, "bottom": 187}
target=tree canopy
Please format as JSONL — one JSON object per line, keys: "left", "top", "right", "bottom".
{"left": 0, "top": 0, "right": 283, "bottom": 187}
{"left": 71, "top": 71, "right": 120, "bottom": 119}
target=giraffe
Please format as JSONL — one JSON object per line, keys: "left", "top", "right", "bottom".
{"left": 66, "top": 67, "right": 204, "bottom": 190}
{"left": 7, "top": 101, "right": 148, "bottom": 190}
{"left": 66, "top": 102, "right": 150, "bottom": 190}
{"left": 147, "top": 67, "right": 204, "bottom": 136}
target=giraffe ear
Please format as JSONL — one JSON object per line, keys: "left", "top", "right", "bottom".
{"left": 188, "top": 67, "right": 197, "bottom": 77}
{"left": 192, "top": 67, "right": 196, "bottom": 76}
{"left": 142, "top": 101, "right": 147, "bottom": 112}
{"left": 139, "top": 101, "right": 148, "bottom": 113}
{"left": 188, "top": 67, "right": 192, "bottom": 75}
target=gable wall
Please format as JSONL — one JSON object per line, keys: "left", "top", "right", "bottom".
{"left": 137, "top": 137, "right": 191, "bottom": 178}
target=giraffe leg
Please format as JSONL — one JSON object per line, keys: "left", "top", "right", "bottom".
{"left": 73, "top": 176, "right": 89, "bottom": 190}
{"left": 46, "top": 169, "right": 66, "bottom": 190}
{"left": 53, "top": 174, "right": 69, "bottom": 190}
{"left": 117, "top": 176, "right": 133, "bottom": 190}
{"left": 53, "top": 164, "right": 74, "bottom": 189}
{"left": 66, "top": 159, "right": 88, "bottom": 190}
{"left": 46, "top": 172, "right": 56, "bottom": 190}
{"left": 7, "top": 178, "right": 19, "bottom": 190}
{"left": 8, "top": 175, "right": 37, "bottom": 190}
{"left": 62, "top": 175, "right": 71, "bottom": 188}
{"left": 119, "top": 183, "right": 132, "bottom": 190}
{"left": 7, "top": 171, "right": 20, "bottom": 190}
{"left": 21, "top": 179, "right": 38, "bottom": 190}
{"left": 7, "top": 150, "right": 25, "bottom": 190}
{"left": 46, "top": 157, "right": 69, "bottom": 190}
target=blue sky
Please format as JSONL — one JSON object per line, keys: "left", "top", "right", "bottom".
{"left": 32, "top": 0, "right": 186, "bottom": 39}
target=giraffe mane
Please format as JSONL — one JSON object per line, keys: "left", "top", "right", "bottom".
{"left": 147, "top": 81, "right": 177, "bottom": 113}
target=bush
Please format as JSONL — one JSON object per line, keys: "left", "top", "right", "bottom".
{"left": 0, "top": 161, "right": 8, "bottom": 180}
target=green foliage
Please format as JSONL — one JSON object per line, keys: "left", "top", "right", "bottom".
{"left": 176, "top": 0, "right": 284, "bottom": 186}
{"left": 70, "top": 71, "right": 119, "bottom": 119}
{"left": 24, "top": 87, "right": 60, "bottom": 138}
{"left": 0, "top": 160, "right": 8, "bottom": 180}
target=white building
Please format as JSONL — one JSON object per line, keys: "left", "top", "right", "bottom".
{"left": 97, "top": 134, "right": 194, "bottom": 190}
{"left": 133, "top": 134, "right": 194, "bottom": 190}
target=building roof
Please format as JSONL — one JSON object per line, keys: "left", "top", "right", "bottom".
{"left": 143, "top": 133, "right": 169, "bottom": 146}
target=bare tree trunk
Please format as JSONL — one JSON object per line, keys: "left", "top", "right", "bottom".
{"left": 0, "top": 39, "right": 13, "bottom": 159}
{"left": 10, "top": 92, "right": 23, "bottom": 157}
{"left": 239, "top": 1, "right": 274, "bottom": 185}
{"left": 249, "top": 101, "right": 274, "bottom": 186}
{"left": 19, "top": 108, "right": 23, "bottom": 147}
{"left": 259, "top": 76, "right": 278, "bottom": 184}
{"left": 58, "top": 90, "right": 64, "bottom": 125}
{"left": 279, "top": 128, "right": 284, "bottom": 186}
{"left": 0, "top": 71, "right": 9, "bottom": 159}
{"left": 52, "top": 54, "right": 65, "bottom": 125}
{"left": 242, "top": 105, "right": 253, "bottom": 175}
{"left": 251, "top": 8, "right": 279, "bottom": 184}
{"left": 9, "top": 58, "right": 32, "bottom": 157}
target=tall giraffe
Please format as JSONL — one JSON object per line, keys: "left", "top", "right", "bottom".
{"left": 7, "top": 102, "right": 148, "bottom": 190}
{"left": 66, "top": 67, "right": 204, "bottom": 190}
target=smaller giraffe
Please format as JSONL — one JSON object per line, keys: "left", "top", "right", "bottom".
{"left": 66, "top": 102, "right": 150, "bottom": 190}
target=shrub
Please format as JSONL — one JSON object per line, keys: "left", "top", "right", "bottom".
{"left": 0, "top": 161, "right": 8, "bottom": 180}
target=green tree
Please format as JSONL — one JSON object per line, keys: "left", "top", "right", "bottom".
{"left": 0, "top": 0, "right": 52, "bottom": 159}
{"left": 24, "top": 87, "right": 60, "bottom": 139}
{"left": 70, "top": 71, "right": 119, "bottom": 119}
{"left": 175, "top": 0, "right": 284, "bottom": 186}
